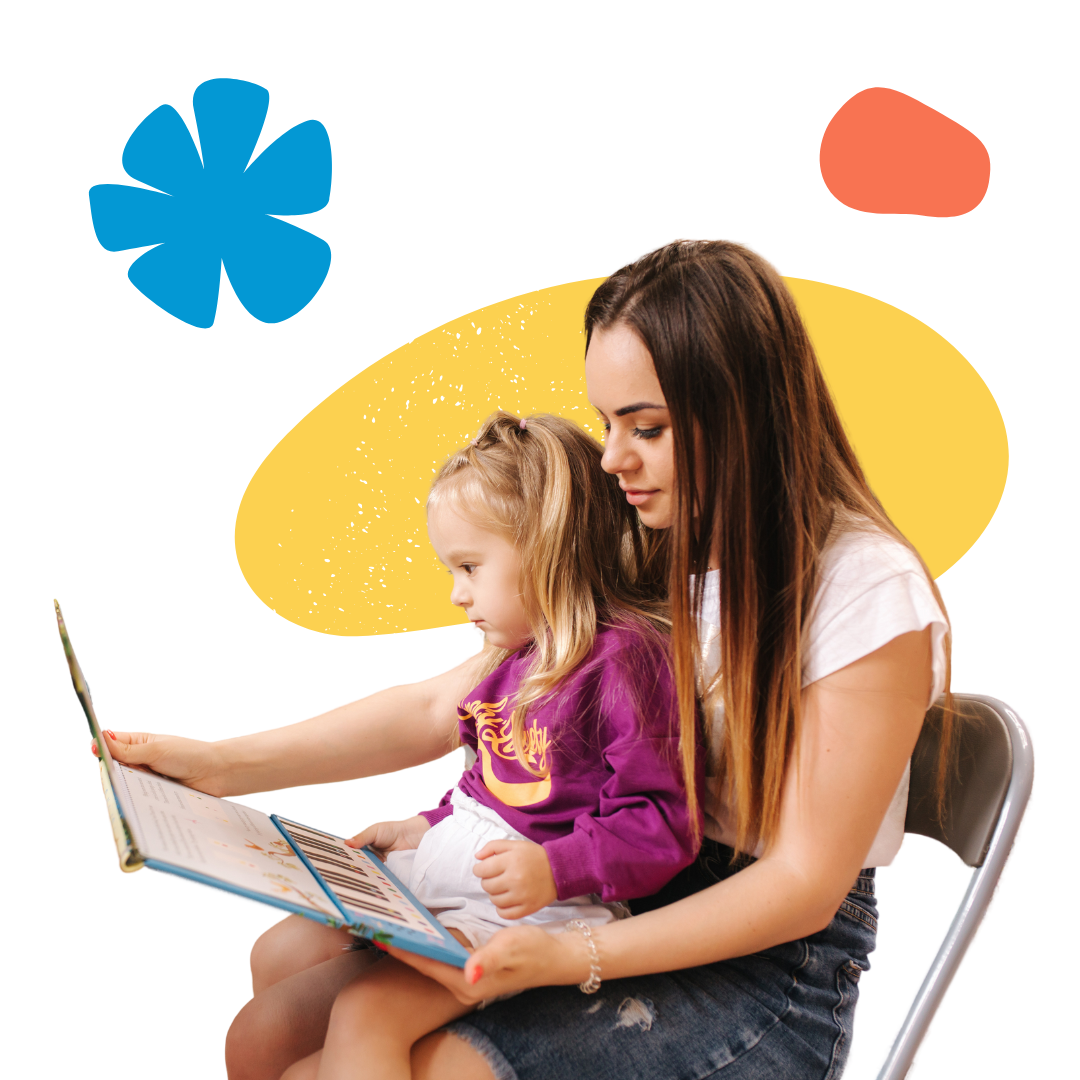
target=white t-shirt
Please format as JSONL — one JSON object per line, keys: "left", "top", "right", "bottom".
{"left": 697, "top": 520, "right": 948, "bottom": 866}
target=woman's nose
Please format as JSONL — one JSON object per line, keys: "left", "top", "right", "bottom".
{"left": 601, "top": 430, "right": 639, "bottom": 476}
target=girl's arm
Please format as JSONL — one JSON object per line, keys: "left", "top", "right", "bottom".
{"left": 102, "top": 652, "right": 489, "bottom": 797}
{"left": 391, "top": 628, "right": 931, "bottom": 997}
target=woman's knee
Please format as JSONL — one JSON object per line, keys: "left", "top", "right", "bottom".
{"left": 412, "top": 1030, "right": 495, "bottom": 1080}
{"left": 225, "top": 994, "right": 290, "bottom": 1080}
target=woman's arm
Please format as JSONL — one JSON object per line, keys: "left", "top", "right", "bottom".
{"left": 393, "top": 628, "right": 932, "bottom": 998}
{"left": 102, "top": 651, "right": 489, "bottom": 797}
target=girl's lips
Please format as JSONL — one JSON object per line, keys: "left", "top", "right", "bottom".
{"left": 623, "top": 488, "right": 660, "bottom": 506}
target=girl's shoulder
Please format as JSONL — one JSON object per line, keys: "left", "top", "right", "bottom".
{"left": 591, "top": 617, "right": 671, "bottom": 666}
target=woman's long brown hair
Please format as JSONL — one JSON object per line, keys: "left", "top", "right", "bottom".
{"left": 585, "top": 240, "right": 953, "bottom": 855}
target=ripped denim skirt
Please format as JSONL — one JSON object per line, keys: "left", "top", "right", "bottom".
{"left": 445, "top": 840, "right": 877, "bottom": 1080}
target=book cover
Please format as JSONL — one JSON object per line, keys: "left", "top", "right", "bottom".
{"left": 56, "top": 601, "right": 469, "bottom": 967}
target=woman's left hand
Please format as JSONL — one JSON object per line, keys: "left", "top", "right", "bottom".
{"left": 387, "top": 923, "right": 588, "bottom": 1005}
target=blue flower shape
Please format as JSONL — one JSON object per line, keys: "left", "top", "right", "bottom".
{"left": 89, "top": 79, "right": 332, "bottom": 328}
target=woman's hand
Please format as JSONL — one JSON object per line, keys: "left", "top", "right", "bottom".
{"left": 346, "top": 816, "right": 430, "bottom": 857}
{"left": 92, "top": 730, "right": 226, "bottom": 795}
{"left": 388, "top": 924, "right": 590, "bottom": 1005}
{"left": 473, "top": 839, "right": 557, "bottom": 919}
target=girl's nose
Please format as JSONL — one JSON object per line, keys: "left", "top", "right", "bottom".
{"left": 450, "top": 578, "right": 470, "bottom": 608}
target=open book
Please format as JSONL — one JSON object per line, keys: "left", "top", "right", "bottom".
{"left": 55, "top": 601, "right": 469, "bottom": 967}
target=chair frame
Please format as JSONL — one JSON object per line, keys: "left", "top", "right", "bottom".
{"left": 460, "top": 691, "right": 1032, "bottom": 1080}
{"left": 876, "top": 694, "right": 1034, "bottom": 1080}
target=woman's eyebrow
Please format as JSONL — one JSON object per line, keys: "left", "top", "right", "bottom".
{"left": 614, "top": 401, "right": 668, "bottom": 417}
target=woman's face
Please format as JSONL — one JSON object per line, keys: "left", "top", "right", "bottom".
{"left": 585, "top": 322, "right": 676, "bottom": 530}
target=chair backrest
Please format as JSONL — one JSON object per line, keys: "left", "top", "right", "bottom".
{"left": 905, "top": 695, "right": 1014, "bottom": 867}
{"left": 877, "top": 694, "right": 1033, "bottom": 1080}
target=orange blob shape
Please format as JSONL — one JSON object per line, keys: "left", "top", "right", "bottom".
{"left": 820, "top": 88, "right": 990, "bottom": 216}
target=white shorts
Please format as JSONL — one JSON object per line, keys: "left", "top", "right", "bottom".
{"left": 385, "top": 788, "right": 628, "bottom": 948}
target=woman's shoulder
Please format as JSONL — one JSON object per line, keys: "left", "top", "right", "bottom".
{"left": 815, "top": 512, "right": 928, "bottom": 592}
{"left": 804, "top": 513, "right": 948, "bottom": 696}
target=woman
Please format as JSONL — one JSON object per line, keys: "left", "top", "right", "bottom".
{"left": 106, "top": 240, "right": 950, "bottom": 1079}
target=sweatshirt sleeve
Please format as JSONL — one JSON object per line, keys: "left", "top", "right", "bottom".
{"left": 418, "top": 788, "right": 454, "bottom": 828}
{"left": 542, "top": 644, "right": 701, "bottom": 902}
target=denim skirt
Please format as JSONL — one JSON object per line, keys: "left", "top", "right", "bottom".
{"left": 445, "top": 841, "right": 877, "bottom": 1080}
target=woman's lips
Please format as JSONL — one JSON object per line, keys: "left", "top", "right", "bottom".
{"left": 623, "top": 488, "right": 660, "bottom": 506}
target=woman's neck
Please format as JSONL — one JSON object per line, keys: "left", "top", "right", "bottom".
{"left": 707, "top": 540, "right": 720, "bottom": 573}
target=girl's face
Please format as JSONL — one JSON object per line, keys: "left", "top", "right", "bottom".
{"left": 585, "top": 322, "right": 676, "bottom": 530}
{"left": 427, "top": 503, "right": 532, "bottom": 651}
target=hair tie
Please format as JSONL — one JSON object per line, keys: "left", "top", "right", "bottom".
{"left": 519, "top": 417, "right": 528, "bottom": 430}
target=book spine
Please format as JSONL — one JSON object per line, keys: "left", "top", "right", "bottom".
{"left": 99, "top": 759, "right": 143, "bottom": 872}
{"left": 269, "top": 816, "right": 352, "bottom": 924}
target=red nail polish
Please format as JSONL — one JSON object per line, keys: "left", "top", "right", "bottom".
{"left": 469, "top": 964, "right": 483, "bottom": 984}
{"left": 105, "top": 730, "right": 117, "bottom": 739}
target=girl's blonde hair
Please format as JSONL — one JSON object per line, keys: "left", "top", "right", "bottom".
{"left": 586, "top": 240, "right": 954, "bottom": 855}
{"left": 428, "top": 410, "right": 669, "bottom": 775}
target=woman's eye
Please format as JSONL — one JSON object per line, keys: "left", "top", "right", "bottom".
{"left": 632, "top": 426, "right": 663, "bottom": 440}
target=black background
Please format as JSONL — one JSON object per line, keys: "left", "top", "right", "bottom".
{"left": 39, "top": 61, "right": 1036, "bottom": 1080}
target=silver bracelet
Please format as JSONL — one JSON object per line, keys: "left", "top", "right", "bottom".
{"left": 568, "top": 918, "right": 601, "bottom": 994}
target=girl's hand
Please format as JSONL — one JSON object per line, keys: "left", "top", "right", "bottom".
{"left": 91, "top": 731, "right": 226, "bottom": 795}
{"left": 387, "top": 923, "right": 591, "bottom": 1004}
{"left": 346, "top": 816, "right": 430, "bottom": 857}
{"left": 473, "top": 839, "right": 557, "bottom": 918}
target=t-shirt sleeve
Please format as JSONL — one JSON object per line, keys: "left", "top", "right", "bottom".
{"left": 802, "top": 539, "right": 948, "bottom": 708}
{"left": 542, "top": 639, "right": 701, "bottom": 902}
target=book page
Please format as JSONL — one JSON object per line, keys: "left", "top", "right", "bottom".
{"left": 114, "top": 765, "right": 339, "bottom": 919}
{"left": 278, "top": 819, "right": 443, "bottom": 939}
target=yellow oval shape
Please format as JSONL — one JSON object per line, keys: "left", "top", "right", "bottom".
{"left": 787, "top": 278, "right": 1007, "bottom": 579}
{"left": 235, "top": 278, "right": 1007, "bottom": 636}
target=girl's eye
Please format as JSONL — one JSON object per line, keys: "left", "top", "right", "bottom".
{"left": 460, "top": 563, "right": 477, "bottom": 575}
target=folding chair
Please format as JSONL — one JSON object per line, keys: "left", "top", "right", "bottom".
{"left": 876, "top": 694, "right": 1034, "bottom": 1080}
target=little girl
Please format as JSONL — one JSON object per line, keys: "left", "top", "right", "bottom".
{"left": 241, "top": 411, "right": 699, "bottom": 1080}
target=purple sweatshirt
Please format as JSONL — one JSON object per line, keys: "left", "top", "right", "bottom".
{"left": 419, "top": 624, "right": 700, "bottom": 903}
